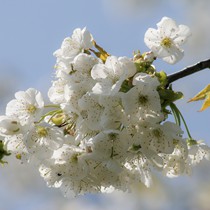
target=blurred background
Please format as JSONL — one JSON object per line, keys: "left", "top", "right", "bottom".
{"left": 0, "top": 0, "right": 210, "bottom": 209}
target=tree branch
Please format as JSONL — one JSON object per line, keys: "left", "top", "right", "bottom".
{"left": 166, "top": 58, "right": 210, "bottom": 86}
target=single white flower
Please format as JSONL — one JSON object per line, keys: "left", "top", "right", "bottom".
{"left": 121, "top": 73, "right": 163, "bottom": 125}
{"left": 6, "top": 88, "right": 44, "bottom": 126}
{"left": 24, "top": 123, "right": 63, "bottom": 159}
{"left": 144, "top": 17, "right": 191, "bottom": 64}
{"left": 91, "top": 56, "right": 136, "bottom": 94}
{"left": 54, "top": 27, "right": 93, "bottom": 63}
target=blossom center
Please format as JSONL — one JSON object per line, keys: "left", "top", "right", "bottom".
{"left": 70, "top": 153, "right": 80, "bottom": 163}
{"left": 153, "top": 128, "right": 163, "bottom": 138}
{"left": 37, "top": 126, "right": 48, "bottom": 137}
{"left": 108, "top": 132, "right": 118, "bottom": 140}
{"left": 161, "top": 37, "right": 172, "bottom": 48}
{"left": 139, "top": 95, "right": 148, "bottom": 105}
{"left": 27, "top": 104, "right": 37, "bottom": 114}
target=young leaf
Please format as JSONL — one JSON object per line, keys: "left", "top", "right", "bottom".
{"left": 188, "top": 84, "right": 210, "bottom": 111}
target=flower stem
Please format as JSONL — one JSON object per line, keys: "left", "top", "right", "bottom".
{"left": 44, "top": 104, "right": 60, "bottom": 108}
{"left": 166, "top": 58, "right": 210, "bottom": 86}
{"left": 170, "top": 103, "right": 193, "bottom": 139}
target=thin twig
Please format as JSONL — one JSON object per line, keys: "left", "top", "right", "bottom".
{"left": 166, "top": 58, "right": 210, "bottom": 86}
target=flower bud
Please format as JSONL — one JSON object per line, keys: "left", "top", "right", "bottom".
{"left": 51, "top": 113, "right": 66, "bottom": 126}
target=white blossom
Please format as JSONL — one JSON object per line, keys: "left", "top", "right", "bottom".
{"left": 54, "top": 27, "right": 93, "bottom": 64}
{"left": 56, "top": 53, "right": 100, "bottom": 82}
{"left": 4, "top": 134, "right": 30, "bottom": 163}
{"left": 0, "top": 24, "right": 209, "bottom": 198}
{"left": 144, "top": 17, "right": 191, "bottom": 64}
{"left": 62, "top": 83, "right": 92, "bottom": 115}
{"left": 24, "top": 123, "right": 63, "bottom": 159}
{"left": 39, "top": 145, "right": 92, "bottom": 197}
{"left": 122, "top": 156, "right": 153, "bottom": 188}
{"left": 187, "top": 142, "right": 210, "bottom": 166}
{"left": 48, "top": 79, "right": 68, "bottom": 104}
{"left": 121, "top": 73, "right": 163, "bottom": 125}
{"left": 89, "top": 130, "right": 129, "bottom": 162}
{"left": 91, "top": 56, "right": 136, "bottom": 94}
{"left": 161, "top": 140, "right": 188, "bottom": 178}
{"left": 78, "top": 93, "right": 124, "bottom": 131}
{"left": 71, "top": 53, "right": 100, "bottom": 83}
{"left": 6, "top": 88, "right": 44, "bottom": 126}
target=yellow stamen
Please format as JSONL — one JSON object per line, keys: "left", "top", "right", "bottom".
{"left": 37, "top": 126, "right": 48, "bottom": 137}
{"left": 161, "top": 37, "right": 172, "bottom": 48}
{"left": 27, "top": 104, "right": 37, "bottom": 114}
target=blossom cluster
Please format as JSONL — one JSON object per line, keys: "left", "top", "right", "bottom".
{"left": 0, "top": 17, "right": 209, "bottom": 197}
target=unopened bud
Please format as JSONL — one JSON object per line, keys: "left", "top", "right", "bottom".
{"left": 51, "top": 113, "right": 66, "bottom": 126}
{"left": 144, "top": 51, "right": 156, "bottom": 62}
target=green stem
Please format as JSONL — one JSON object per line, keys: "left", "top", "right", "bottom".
{"left": 169, "top": 103, "right": 181, "bottom": 126}
{"left": 44, "top": 104, "right": 60, "bottom": 108}
{"left": 47, "top": 110, "right": 63, "bottom": 123}
{"left": 36, "top": 109, "right": 61, "bottom": 123}
{"left": 170, "top": 103, "right": 193, "bottom": 139}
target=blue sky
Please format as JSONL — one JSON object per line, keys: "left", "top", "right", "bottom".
{"left": 0, "top": 1, "right": 210, "bottom": 210}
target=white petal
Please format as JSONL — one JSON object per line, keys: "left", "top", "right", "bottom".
{"left": 162, "top": 46, "right": 184, "bottom": 64}
{"left": 157, "top": 17, "right": 178, "bottom": 37}
{"left": 174, "top": 25, "right": 192, "bottom": 45}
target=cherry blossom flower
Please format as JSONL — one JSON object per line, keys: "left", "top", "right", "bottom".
{"left": 6, "top": 88, "right": 44, "bottom": 126}
{"left": 144, "top": 17, "right": 191, "bottom": 64}
{"left": 54, "top": 27, "right": 93, "bottom": 64}
{"left": 121, "top": 73, "right": 163, "bottom": 125}
{"left": 91, "top": 56, "right": 136, "bottom": 94}
{"left": 25, "top": 123, "right": 63, "bottom": 159}
{"left": 0, "top": 23, "right": 209, "bottom": 198}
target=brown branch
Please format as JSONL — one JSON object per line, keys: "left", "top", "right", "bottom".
{"left": 166, "top": 58, "right": 210, "bottom": 86}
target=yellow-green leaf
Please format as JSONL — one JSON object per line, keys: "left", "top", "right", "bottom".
{"left": 92, "top": 40, "right": 110, "bottom": 63}
{"left": 200, "top": 93, "right": 210, "bottom": 111}
{"left": 188, "top": 84, "right": 210, "bottom": 111}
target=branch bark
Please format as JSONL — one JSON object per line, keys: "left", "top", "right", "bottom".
{"left": 166, "top": 58, "right": 210, "bottom": 86}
